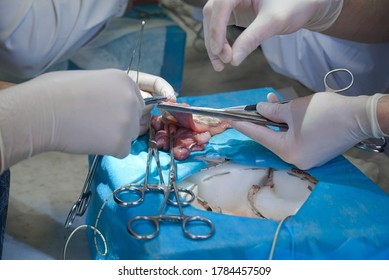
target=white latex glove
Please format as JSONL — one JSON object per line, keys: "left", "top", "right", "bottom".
{"left": 0, "top": 69, "right": 144, "bottom": 173}
{"left": 203, "top": 0, "right": 343, "bottom": 71}
{"left": 229, "top": 92, "right": 388, "bottom": 170}
{"left": 127, "top": 71, "right": 176, "bottom": 136}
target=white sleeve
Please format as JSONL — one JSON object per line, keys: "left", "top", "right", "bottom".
{"left": 0, "top": 0, "right": 128, "bottom": 78}
{"left": 261, "top": 29, "right": 389, "bottom": 96}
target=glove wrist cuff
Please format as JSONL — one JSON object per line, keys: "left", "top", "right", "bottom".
{"left": 366, "top": 93, "right": 389, "bottom": 138}
{"left": 305, "top": 0, "right": 343, "bottom": 32}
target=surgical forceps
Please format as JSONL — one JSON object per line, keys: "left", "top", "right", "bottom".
{"left": 64, "top": 21, "right": 168, "bottom": 229}
{"left": 113, "top": 126, "right": 195, "bottom": 207}
{"left": 64, "top": 98, "right": 168, "bottom": 229}
{"left": 126, "top": 128, "right": 215, "bottom": 240}
{"left": 211, "top": 69, "right": 387, "bottom": 152}
{"left": 157, "top": 103, "right": 288, "bottom": 129}
{"left": 65, "top": 154, "right": 102, "bottom": 228}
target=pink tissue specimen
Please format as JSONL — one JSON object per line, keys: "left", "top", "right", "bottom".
{"left": 151, "top": 102, "right": 231, "bottom": 160}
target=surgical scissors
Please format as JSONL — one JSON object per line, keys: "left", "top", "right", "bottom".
{"left": 126, "top": 127, "right": 215, "bottom": 240}
{"left": 65, "top": 154, "right": 102, "bottom": 228}
{"left": 113, "top": 126, "right": 195, "bottom": 207}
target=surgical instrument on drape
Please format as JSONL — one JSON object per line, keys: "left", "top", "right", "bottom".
{"left": 64, "top": 97, "right": 169, "bottom": 229}
{"left": 65, "top": 154, "right": 102, "bottom": 228}
{"left": 126, "top": 127, "right": 215, "bottom": 240}
{"left": 113, "top": 126, "right": 195, "bottom": 207}
{"left": 64, "top": 20, "right": 162, "bottom": 228}
{"left": 355, "top": 138, "right": 386, "bottom": 152}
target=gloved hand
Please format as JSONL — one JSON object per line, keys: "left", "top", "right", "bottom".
{"left": 228, "top": 92, "right": 388, "bottom": 170}
{"left": 203, "top": 0, "right": 343, "bottom": 71}
{"left": 0, "top": 69, "right": 144, "bottom": 173}
{"left": 127, "top": 71, "right": 176, "bottom": 136}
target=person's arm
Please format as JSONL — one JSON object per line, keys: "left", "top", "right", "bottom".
{"left": 203, "top": 0, "right": 389, "bottom": 71}
{"left": 228, "top": 92, "right": 389, "bottom": 170}
{"left": 0, "top": 68, "right": 176, "bottom": 174}
{"left": 0, "top": 0, "right": 128, "bottom": 78}
{"left": 0, "top": 69, "right": 144, "bottom": 174}
{"left": 323, "top": 0, "right": 389, "bottom": 43}
{"left": 202, "top": 0, "right": 344, "bottom": 71}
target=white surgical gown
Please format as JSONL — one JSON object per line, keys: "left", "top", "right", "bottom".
{"left": 0, "top": 0, "right": 128, "bottom": 78}
{"left": 261, "top": 29, "right": 389, "bottom": 96}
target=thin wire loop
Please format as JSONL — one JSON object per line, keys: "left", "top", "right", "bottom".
{"left": 63, "top": 225, "right": 107, "bottom": 260}
{"left": 323, "top": 68, "right": 354, "bottom": 93}
{"left": 63, "top": 192, "right": 114, "bottom": 259}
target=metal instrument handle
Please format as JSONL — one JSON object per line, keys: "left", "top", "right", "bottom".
{"left": 77, "top": 155, "right": 101, "bottom": 215}
{"left": 355, "top": 137, "right": 387, "bottom": 153}
{"left": 64, "top": 154, "right": 101, "bottom": 228}
{"left": 127, "top": 215, "right": 160, "bottom": 240}
{"left": 64, "top": 204, "right": 78, "bottom": 229}
{"left": 113, "top": 185, "right": 145, "bottom": 207}
{"left": 127, "top": 214, "right": 214, "bottom": 240}
{"left": 77, "top": 191, "right": 92, "bottom": 216}
{"left": 167, "top": 188, "right": 196, "bottom": 206}
{"left": 182, "top": 216, "right": 215, "bottom": 240}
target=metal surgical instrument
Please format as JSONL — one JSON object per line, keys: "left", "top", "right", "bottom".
{"left": 126, "top": 128, "right": 215, "bottom": 240}
{"left": 127, "top": 20, "right": 168, "bottom": 107}
{"left": 144, "top": 96, "right": 167, "bottom": 106}
{"left": 157, "top": 103, "right": 288, "bottom": 129}
{"left": 65, "top": 21, "right": 146, "bottom": 229}
{"left": 64, "top": 20, "right": 168, "bottom": 229}
{"left": 211, "top": 69, "right": 386, "bottom": 153}
{"left": 113, "top": 126, "right": 195, "bottom": 207}
{"left": 354, "top": 137, "right": 387, "bottom": 153}
{"left": 224, "top": 100, "right": 290, "bottom": 112}
{"left": 65, "top": 154, "right": 102, "bottom": 228}
{"left": 127, "top": 20, "right": 145, "bottom": 84}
